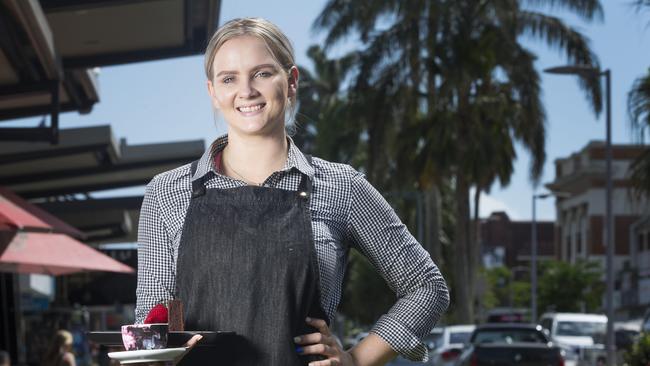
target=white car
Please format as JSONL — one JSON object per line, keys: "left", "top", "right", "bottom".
{"left": 428, "top": 325, "right": 475, "bottom": 366}
{"left": 539, "top": 312, "right": 607, "bottom": 366}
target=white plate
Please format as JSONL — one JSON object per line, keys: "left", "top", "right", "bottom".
{"left": 108, "top": 347, "right": 188, "bottom": 364}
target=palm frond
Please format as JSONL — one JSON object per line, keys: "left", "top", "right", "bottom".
{"left": 628, "top": 70, "right": 650, "bottom": 143}
{"left": 518, "top": 10, "right": 602, "bottom": 115}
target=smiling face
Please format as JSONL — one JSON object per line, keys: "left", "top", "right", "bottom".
{"left": 207, "top": 35, "right": 297, "bottom": 138}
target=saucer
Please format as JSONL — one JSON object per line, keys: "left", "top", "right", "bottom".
{"left": 108, "top": 347, "right": 188, "bottom": 364}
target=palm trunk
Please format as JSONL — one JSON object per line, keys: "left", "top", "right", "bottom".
{"left": 424, "top": 186, "right": 443, "bottom": 266}
{"left": 454, "top": 172, "right": 472, "bottom": 323}
{"left": 468, "top": 186, "right": 481, "bottom": 319}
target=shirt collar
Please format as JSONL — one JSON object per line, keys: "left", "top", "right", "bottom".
{"left": 191, "top": 134, "right": 314, "bottom": 182}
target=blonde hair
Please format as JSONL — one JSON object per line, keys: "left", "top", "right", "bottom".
{"left": 43, "top": 330, "right": 74, "bottom": 366}
{"left": 205, "top": 18, "right": 298, "bottom": 129}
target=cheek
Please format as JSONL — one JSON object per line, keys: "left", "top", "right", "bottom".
{"left": 214, "top": 88, "right": 235, "bottom": 109}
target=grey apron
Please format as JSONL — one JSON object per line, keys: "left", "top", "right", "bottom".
{"left": 176, "top": 157, "right": 328, "bottom": 365}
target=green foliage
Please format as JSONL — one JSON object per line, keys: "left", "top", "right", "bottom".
{"left": 338, "top": 250, "right": 394, "bottom": 326}
{"left": 537, "top": 260, "right": 605, "bottom": 314}
{"left": 623, "top": 333, "right": 650, "bottom": 366}
{"left": 481, "top": 266, "right": 531, "bottom": 311}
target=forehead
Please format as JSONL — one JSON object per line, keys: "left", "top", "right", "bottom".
{"left": 212, "top": 35, "right": 279, "bottom": 72}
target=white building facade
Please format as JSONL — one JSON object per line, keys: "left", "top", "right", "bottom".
{"left": 546, "top": 141, "right": 650, "bottom": 319}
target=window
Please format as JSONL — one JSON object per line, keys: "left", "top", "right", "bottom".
{"left": 472, "top": 329, "right": 547, "bottom": 344}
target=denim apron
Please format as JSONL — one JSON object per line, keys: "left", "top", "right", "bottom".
{"left": 176, "top": 157, "right": 328, "bottom": 365}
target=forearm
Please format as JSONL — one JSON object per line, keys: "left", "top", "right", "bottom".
{"left": 348, "top": 333, "right": 397, "bottom": 366}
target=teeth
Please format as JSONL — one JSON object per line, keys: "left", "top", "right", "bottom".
{"left": 239, "top": 104, "right": 264, "bottom": 112}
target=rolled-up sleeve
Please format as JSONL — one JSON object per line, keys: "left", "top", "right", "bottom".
{"left": 135, "top": 177, "right": 177, "bottom": 323}
{"left": 346, "top": 172, "right": 449, "bottom": 361}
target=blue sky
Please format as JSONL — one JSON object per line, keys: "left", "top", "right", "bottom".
{"left": 14, "top": 1, "right": 650, "bottom": 221}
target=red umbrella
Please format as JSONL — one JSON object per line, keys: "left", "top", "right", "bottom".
{"left": 0, "top": 231, "right": 134, "bottom": 275}
{"left": 0, "top": 189, "right": 134, "bottom": 275}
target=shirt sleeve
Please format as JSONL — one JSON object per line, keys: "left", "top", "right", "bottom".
{"left": 346, "top": 171, "right": 450, "bottom": 361}
{"left": 135, "top": 176, "right": 177, "bottom": 323}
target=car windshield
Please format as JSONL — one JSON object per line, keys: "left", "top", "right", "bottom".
{"left": 424, "top": 332, "right": 444, "bottom": 350}
{"left": 449, "top": 331, "right": 472, "bottom": 345}
{"left": 556, "top": 321, "right": 606, "bottom": 338}
{"left": 473, "top": 329, "right": 547, "bottom": 344}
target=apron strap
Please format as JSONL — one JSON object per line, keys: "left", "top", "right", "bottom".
{"left": 297, "top": 154, "right": 313, "bottom": 196}
{"left": 190, "top": 160, "right": 206, "bottom": 198}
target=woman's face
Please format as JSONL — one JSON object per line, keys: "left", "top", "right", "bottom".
{"left": 207, "top": 36, "right": 297, "bottom": 137}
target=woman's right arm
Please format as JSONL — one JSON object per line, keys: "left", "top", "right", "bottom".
{"left": 135, "top": 177, "right": 176, "bottom": 323}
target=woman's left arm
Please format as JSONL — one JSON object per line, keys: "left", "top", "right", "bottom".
{"left": 297, "top": 170, "right": 450, "bottom": 365}
{"left": 344, "top": 172, "right": 450, "bottom": 362}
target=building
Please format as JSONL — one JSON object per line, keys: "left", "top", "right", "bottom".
{"left": 480, "top": 211, "right": 555, "bottom": 271}
{"left": 546, "top": 141, "right": 650, "bottom": 319}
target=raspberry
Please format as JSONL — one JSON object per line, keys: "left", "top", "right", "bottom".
{"left": 144, "top": 303, "right": 168, "bottom": 324}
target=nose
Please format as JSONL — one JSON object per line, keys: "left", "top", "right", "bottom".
{"left": 237, "top": 79, "right": 259, "bottom": 99}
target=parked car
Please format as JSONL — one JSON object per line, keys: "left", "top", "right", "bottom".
{"left": 456, "top": 323, "right": 565, "bottom": 366}
{"left": 539, "top": 312, "right": 607, "bottom": 366}
{"left": 428, "top": 324, "right": 475, "bottom": 366}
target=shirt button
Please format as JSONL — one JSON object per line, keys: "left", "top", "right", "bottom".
{"left": 299, "top": 191, "right": 308, "bottom": 198}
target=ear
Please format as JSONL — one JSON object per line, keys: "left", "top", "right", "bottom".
{"left": 287, "top": 66, "right": 299, "bottom": 98}
{"left": 206, "top": 79, "right": 220, "bottom": 110}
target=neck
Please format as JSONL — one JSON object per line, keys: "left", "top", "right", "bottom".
{"left": 222, "top": 130, "right": 289, "bottom": 185}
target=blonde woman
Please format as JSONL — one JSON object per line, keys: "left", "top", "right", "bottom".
{"left": 136, "top": 17, "right": 449, "bottom": 366}
{"left": 42, "top": 330, "right": 75, "bottom": 366}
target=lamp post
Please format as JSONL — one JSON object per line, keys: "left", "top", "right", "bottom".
{"left": 543, "top": 65, "right": 614, "bottom": 366}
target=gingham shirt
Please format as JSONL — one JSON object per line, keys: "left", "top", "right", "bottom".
{"left": 135, "top": 134, "right": 449, "bottom": 361}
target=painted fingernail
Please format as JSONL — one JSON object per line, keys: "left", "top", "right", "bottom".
{"left": 293, "top": 336, "right": 301, "bottom": 343}
{"left": 305, "top": 317, "right": 312, "bottom": 322}
{"left": 295, "top": 346, "right": 303, "bottom": 354}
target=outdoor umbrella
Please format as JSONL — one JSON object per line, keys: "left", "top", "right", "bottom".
{"left": 0, "top": 189, "right": 134, "bottom": 275}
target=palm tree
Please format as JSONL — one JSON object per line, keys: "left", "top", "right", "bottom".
{"left": 627, "top": 70, "right": 650, "bottom": 196}
{"left": 313, "top": 0, "right": 603, "bottom": 323}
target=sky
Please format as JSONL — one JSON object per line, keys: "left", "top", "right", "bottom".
{"left": 12, "top": 1, "right": 650, "bottom": 221}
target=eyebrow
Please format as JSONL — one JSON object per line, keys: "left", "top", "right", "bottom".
{"left": 215, "top": 63, "right": 278, "bottom": 78}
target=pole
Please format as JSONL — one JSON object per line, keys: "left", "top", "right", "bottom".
{"left": 531, "top": 195, "right": 537, "bottom": 323}
{"left": 604, "top": 69, "right": 615, "bottom": 366}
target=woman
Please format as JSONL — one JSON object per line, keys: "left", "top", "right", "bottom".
{"left": 42, "top": 330, "right": 76, "bottom": 366}
{"left": 136, "top": 17, "right": 449, "bottom": 366}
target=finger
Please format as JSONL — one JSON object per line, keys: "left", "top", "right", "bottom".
{"left": 308, "top": 358, "right": 340, "bottom": 366}
{"left": 294, "top": 332, "right": 330, "bottom": 345}
{"left": 306, "top": 317, "right": 330, "bottom": 336}
{"left": 299, "top": 343, "right": 335, "bottom": 357}
{"left": 185, "top": 334, "right": 203, "bottom": 348}
{"left": 173, "top": 335, "right": 203, "bottom": 364}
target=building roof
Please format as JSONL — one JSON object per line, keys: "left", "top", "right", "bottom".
{"left": 0, "top": 0, "right": 220, "bottom": 140}
{"left": 0, "top": 125, "right": 204, "bottom": 198}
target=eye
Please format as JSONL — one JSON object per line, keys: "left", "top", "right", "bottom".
{"left": 254, "top": 70, "right": 272, "bottom": 78}
{"left": 222, "top": 76, "right": 235, "bottom": 84}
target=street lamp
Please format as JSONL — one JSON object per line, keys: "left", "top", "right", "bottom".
{"left": 543, "top": 65, "right": 614, "bottom": 366}
{"left": 531, "top": 191, "right": 570, "bottom": 324}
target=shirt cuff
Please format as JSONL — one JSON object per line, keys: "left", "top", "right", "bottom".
{"left": 370, "top": 314, "right": 429, "bottom": 362}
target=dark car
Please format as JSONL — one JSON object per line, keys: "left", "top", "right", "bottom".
{"left": 456, "top": 323, "right": 565, "bottom": 366}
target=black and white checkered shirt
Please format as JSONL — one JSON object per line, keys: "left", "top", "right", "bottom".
{"left": 136, "top": 134, "right": 449, "bottom": 361}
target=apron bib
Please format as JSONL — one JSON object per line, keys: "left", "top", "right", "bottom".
{"left": 175, "top": 158, "right": 327, "bottom": 365}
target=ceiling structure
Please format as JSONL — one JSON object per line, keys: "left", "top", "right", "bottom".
{"left": 0, "top": 0, "right": 220, "bottom": 142}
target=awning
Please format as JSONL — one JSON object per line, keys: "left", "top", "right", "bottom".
{"left": 0, "top": 231, "right": 134, "bottom": 276}
{"left": 0, "top": 186, "right": 84, "bottom": 238}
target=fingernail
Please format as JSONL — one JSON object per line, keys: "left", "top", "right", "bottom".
{"left": 293, "top": 336, "right": 301, "bottom": 343}
{"left": 295, "top": 346, "right": 303, "bottom": 354}
{"left": 305, "top": 317, "right": 312, "bottom": 322}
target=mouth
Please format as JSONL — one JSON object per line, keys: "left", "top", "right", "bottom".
{"left": 236, "top": 103, "right": 266, "bottom": 114}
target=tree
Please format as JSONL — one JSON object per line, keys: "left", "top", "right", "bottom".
{"left": 537, "top": 260, "right": 605, "bottom": 314}
{"left": 312, "top": 0, "right": 603, "bottom": 323}
{"left": 627, "top": 69, "right": 650, "bottom": 197}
